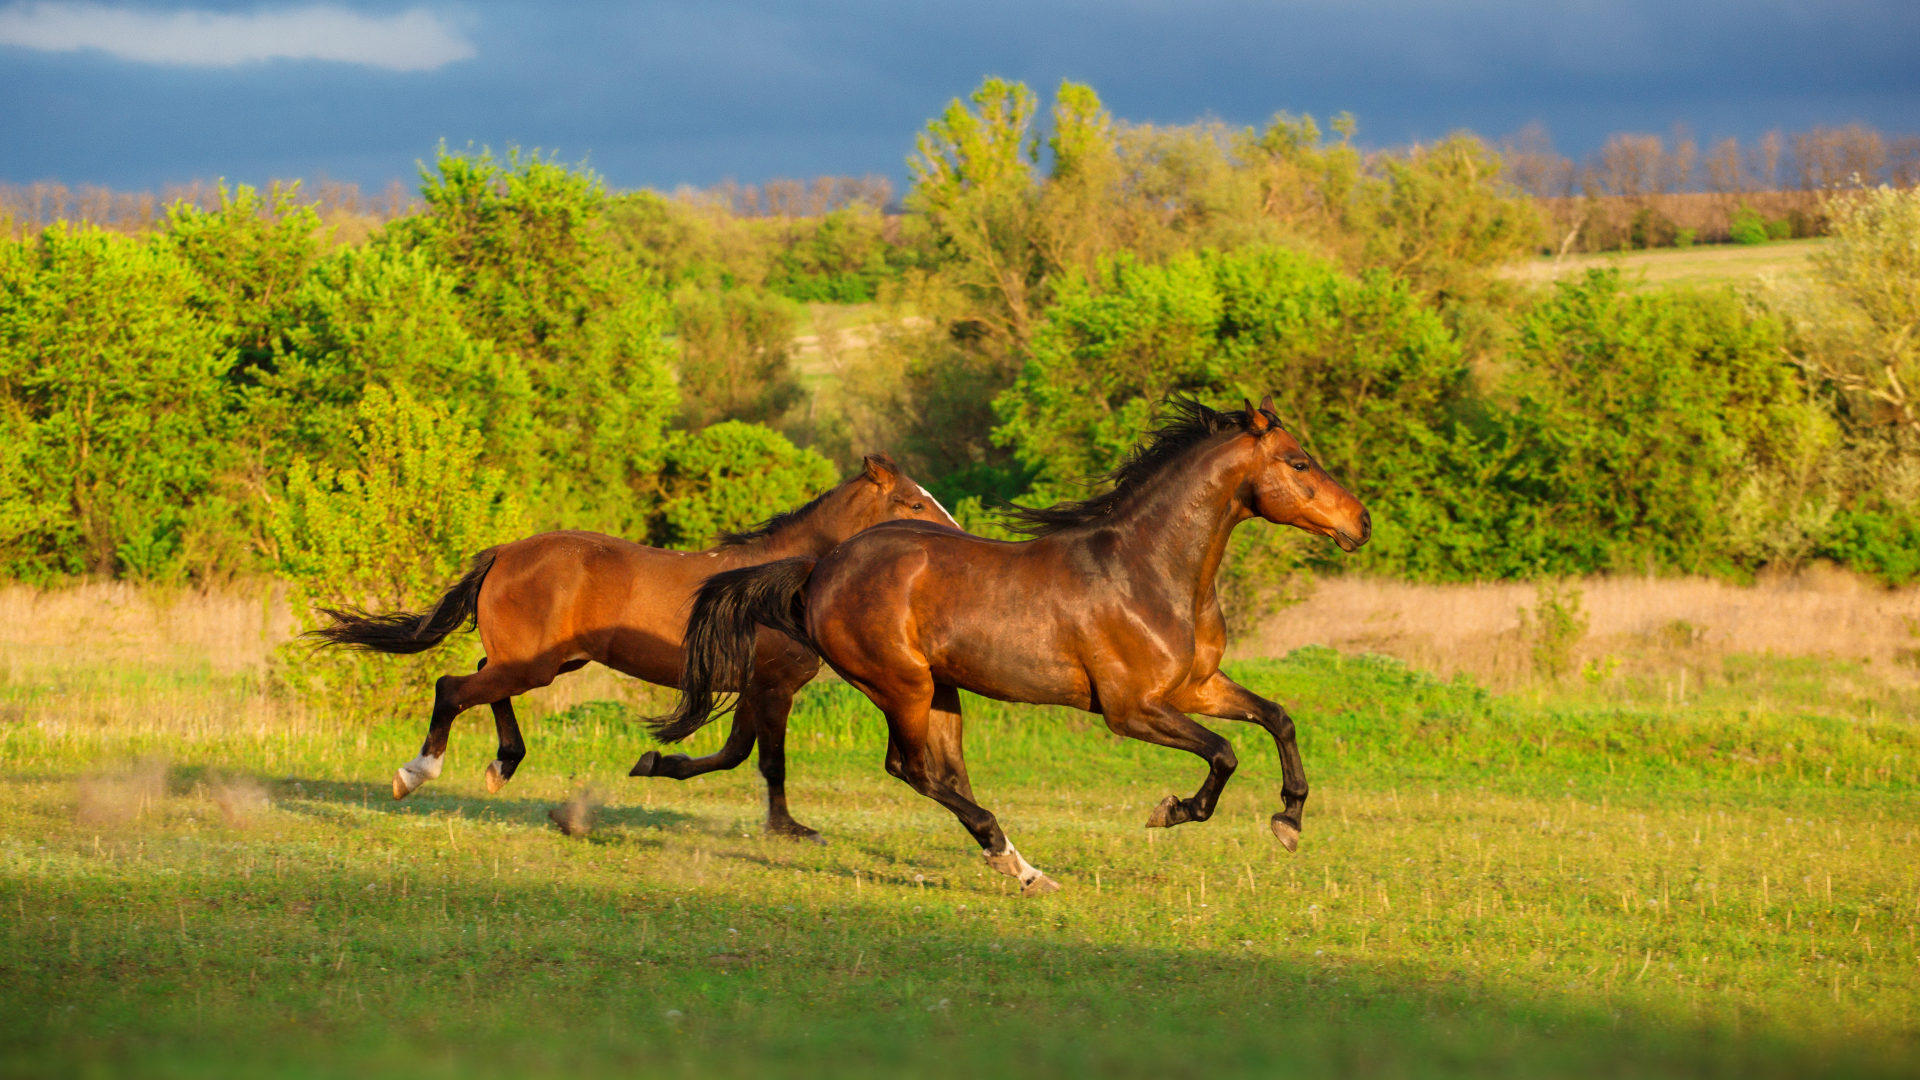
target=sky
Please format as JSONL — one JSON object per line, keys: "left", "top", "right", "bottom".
{"left": 3, "top": 0, "right": 1917, "bottom": 195}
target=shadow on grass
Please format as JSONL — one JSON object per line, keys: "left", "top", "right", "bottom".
{"left": 2, "top": 864, "right": 1909, "bottom": 1080}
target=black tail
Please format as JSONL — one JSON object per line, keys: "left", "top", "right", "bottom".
{"left": 307, "top": 548, "right": 498, "bottom": 655}
{"left": 648, "top": 557, "right": 817, "bottom": 744}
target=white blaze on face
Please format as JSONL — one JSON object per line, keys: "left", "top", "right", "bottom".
{"left": 918, "top": 485, "right": 953, "bottom": 525}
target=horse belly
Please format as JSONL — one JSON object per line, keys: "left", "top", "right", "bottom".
{"left": 925, "top": 621, "right": 1090, "bottom": 711}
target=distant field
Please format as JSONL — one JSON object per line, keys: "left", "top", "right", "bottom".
{"left": 1505, "top": 239, "right": 1828, "bottom": 289}
{"left": 3, "top": 584, "right": 1918, "bottom": 1079}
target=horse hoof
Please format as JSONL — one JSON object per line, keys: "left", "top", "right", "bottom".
{"left": 1270, "top": 814, "right": 1301, "bottom": 853}
{"left": 391, "top": 772, "right": 413, "bottom": 801}
{"left": 628, "top": 751, "right": 660, "bottom": 778}
{"left": 484, "top": 761, "right": 508, "bottom": 794}
{"left": 769, "top": 821, "right": 826, "bottom": 845}
{"left": 1021, "top": 874, "right": 1062, "bottom": 897}
{"left": 1145, "top": 795, "right": 1181, "bottom": 828}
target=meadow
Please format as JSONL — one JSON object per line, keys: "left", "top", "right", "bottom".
{"left": 2, "top": 583, "right": 1918, "bottom": 1079}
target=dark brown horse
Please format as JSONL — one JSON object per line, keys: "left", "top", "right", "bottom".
{"left": 653, "top": 399, "right": 1369, "bottom": 890}
{"left": 312, "top": 454, "right": 959, "bottom": 840}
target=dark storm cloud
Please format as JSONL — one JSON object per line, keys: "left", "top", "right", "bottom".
{"left": 3, "top": 0, "right": 1916, "bottom": 192}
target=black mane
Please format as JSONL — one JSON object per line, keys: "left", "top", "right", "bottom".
{"left": 1002, "top": 398, "right": 1268, "bottom": 537}
{"left": 714, "top": 489, "right": 834, "bottom": 546}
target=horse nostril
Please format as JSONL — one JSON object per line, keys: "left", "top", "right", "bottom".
{"left": 1360, "top": 509, "right": 1373, "bottom": 540}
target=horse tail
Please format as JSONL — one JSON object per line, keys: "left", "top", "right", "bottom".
{"left": 649, "top": 556, "right": 817, "bottom": 745}
{"left": 308, "top": 548, "right": 498, "bottom": 655}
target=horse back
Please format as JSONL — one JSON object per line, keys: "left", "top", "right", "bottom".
{"left": 477, "top": 530, "right": 766, "bottom": 685}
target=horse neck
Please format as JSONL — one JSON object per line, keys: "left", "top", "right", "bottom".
{"left": 1107, "top": 440, "right": 1254, "bottom": 604}
{"left": 751, "top": 487, "right": 863, "bottom": 559}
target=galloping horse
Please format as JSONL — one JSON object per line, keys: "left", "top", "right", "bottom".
{"left": 312, "top": 454, "right": 959, "bottom": 840}
{"left": 652, "top": 399, "right": 1369, "bottom": 890}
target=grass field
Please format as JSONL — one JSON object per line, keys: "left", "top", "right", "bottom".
{"left": 3, "top": 585, "right": 1919, "bottom": 1079}
{"left": 1504, "top": 238, "right": 1828, "bottom": 289}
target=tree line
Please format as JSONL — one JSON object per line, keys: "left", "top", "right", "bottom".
{"left": 3, "top": 80, "right": 1918, "bottom": 640}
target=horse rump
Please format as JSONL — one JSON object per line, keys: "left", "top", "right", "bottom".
{"left": 308, "top": 548, "right": 498, "bottom": 655}
{"left": 648, "top": 557, "right": 817, "bottom": 744}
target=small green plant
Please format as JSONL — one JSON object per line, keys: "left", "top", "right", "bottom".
{"left": 1521, "top": 580, "right": 1589, "bottom": 682}
{"left": 1580, "top": 655, "right": 1620, "bottom": 686}
{"left": 1674, "top": 227, "right": 1697, "bottom": 248}
{"left": 1730, "top": 205, "right": 1770, "bottom": 245}
{"left": 1658, "top": 619, "right": 1705, "bottom": 649}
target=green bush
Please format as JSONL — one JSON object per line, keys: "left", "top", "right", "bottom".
{"left": 643, "top": 420, "right": 838, "bottom": 550}
{"left": 0, "top": 226, "right": 233, "bottom": 582}
{"left": 995, "top": 246, "right": 1471, "bottom": 578}
{"left": 1730, "top": 206, "right": 1770, "bottom": 245}
{"left": 266, "top": 243, "right": 535, "bottom": 471}
{"left": 377, "top": 147, "right": 678, "bottom": 535}
{"left": 1489, "top": 270, "right": 1799, "bottom": 576}
{"left": 1818, "top": 510, "right": 1920, "bottom": 585}
{"left": 269, "top": 385, "right": 526, "bottom": 714}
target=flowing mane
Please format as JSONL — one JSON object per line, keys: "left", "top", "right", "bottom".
{"left": 1002, "top": 398, "right": 1272, "bottom": 536}
{"left": 714, "top": 453, "right": 901, "bottom": 546}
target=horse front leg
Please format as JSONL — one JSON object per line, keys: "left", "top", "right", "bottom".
{"left": 1104, "top": 699, "right": 1239, "bottom": 829}
{"left": 1179, "top": 673, "right": 1307, "bottom": 852}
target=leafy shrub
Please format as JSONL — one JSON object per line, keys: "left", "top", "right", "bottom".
{"left": 643, "top": 420, "right": 838, "bottom": 549}
{"left": 377, "top": 147, "right": 678, "bottom": 535}
{"left": 1818, "top": 510, "right": 1920, "bottom": 585}
{"left": 267, "top": 243, "right": 535, "bottom": 470}
{"left": 1731, "top": 206, "right": 1771, "bottom": 245}
{"left": 1492, "top": 270, "right": 1800, "bottom": 576}
{"left": 995, "top": 246, "right": 1471, "bottom": 577}
{"left": 269, "top": 385, "right": 526, "bottom": 713}
{"left": 671, "top": 286, "right": 806, "bottom": 429}
{"left": 1520, "top": 581, "right": 1588, "bottom": 682}
{"left": 0, "top": 226, "right": 232, "bottom": 582}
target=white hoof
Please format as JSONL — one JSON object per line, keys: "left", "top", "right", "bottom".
{"left": 391, "top": 754, "right": 442, "bottom": 800}
{"left": 484, "top": 761, "right": 509, "bottom": 794}
{"left": 984, "top": 842, "right": 1059, "bottom": 897}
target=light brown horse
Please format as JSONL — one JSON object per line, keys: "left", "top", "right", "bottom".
{"left": 654, "top": 399, "right": 1369, "bottom": 889}
{"left": 312, "top": 455, "right": 959, "bottom": 839}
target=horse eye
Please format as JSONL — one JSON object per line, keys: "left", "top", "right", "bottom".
{"left": 1291, "top": 461, "right": 1309, "bottom": 472}
{"left": 912, "top": 502, "right": 924, "bottom": 511}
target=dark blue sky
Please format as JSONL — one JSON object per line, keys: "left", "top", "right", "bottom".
{"left": 4, "top": 1, "right": 1917, "bottom": 194}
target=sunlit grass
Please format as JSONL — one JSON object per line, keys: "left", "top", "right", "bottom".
{"left": 3, "top": 631, "right": 1918, "bottom": 1077}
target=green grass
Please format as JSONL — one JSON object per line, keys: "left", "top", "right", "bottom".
{"left": 1507, "top": 238, "right": 1828, "bottom": 289}
{"left": 3, "top": 646, "right": 1919, "bottom": 1078}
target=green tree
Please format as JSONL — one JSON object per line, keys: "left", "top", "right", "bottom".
{"left": 378, "top": 147, "right": 678, "bottom": 534}
{"left": 1494, "top": 270, "right": 1800, "bottom": 576}
{"left": 996, "top": 247, "right": 1469, "bottom": 577}
{"left": 0, "top": 226, "right": 232, "bottom": 581}
{"left": 671, "top": 286, "right": 805, "bottom": 430}
{"left": 266, "top": 244, "right": 535, "bottom": 471}
{"left": 164, "top": 181, "right": 325, "bottom": 373}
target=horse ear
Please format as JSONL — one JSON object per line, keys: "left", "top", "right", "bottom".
{"left": 862, "top": 454, "right": 897, "bottom": 486}
{"left": 1245, "top": 399, "right": 1272, "bottom": 434}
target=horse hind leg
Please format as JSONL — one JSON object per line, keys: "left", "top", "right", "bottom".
{"left": 629, "top": 707, "right": 756, "bottom": 780}
{"left": 394, "top": 674, "right": 460, "bottom": 799}
{"left": 887, "top": 682, "right": 1059, "bottom": 897}
{"left": 394, "top": 661, "right": 531, "bottom": 800}
{"left": 484, "top": 698, "right": 527, "bottom": 793}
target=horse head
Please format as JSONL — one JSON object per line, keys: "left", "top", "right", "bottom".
{"left": 832, "top": 453, "right": 962, "bottom": 541}
{"left": 1242, "top": 396, "right": 1371, "bottom": 553}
